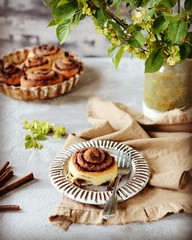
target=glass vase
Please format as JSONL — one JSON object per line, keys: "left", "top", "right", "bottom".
{"left": 143, "top": 59, "right": 192, "bottom": 120}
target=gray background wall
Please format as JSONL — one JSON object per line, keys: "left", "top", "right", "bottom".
{"left": 0, "top": 0, "right": 110, "bottom": 57}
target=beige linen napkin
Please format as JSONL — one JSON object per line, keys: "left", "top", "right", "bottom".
{"left": 49, "top": 97, "right": 192, "bottom": 230}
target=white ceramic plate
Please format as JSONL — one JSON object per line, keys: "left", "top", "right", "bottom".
{"left": 49, "top": 140, "right": 150, "bottom": 205}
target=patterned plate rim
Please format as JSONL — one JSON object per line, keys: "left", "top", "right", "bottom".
{"left": 49, "top": 140, "right": 150, "bottom": 205}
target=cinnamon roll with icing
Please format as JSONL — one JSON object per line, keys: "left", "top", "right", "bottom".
{"left": 20, "top": 69, "right": 63, "bottom": 87}
{"left": 23, "top": 56, "right": 51, "bottom": 74}
{"left": 67, "top": 147, "right": 118, "bottom": 187}
{"left": 29, "top": 44, "right": 64, "bottom": 62}
{"left": 52, "top": 56, "right": 80, "bottom": 79}
{"left": 0, "top": 63, "right": 23, "bottom": 86}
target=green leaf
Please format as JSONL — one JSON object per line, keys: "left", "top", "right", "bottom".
{"left": 167, "top": 21, "right": 188, "bottom": 43}
{"left": 43, "top": 0, "right": 60, "bottom": 9}
{"left": 153, "top": 15, "right": 170, "bottom": 34}
{"left": 52, "top": 1, "right": 78, "bottom": 20}
{"left": 129, "top": 31, "right": 145, "bottom": 48}
{"left": 95, "top": 8, "right": 107, "bottom": 26}
{"left": 126, "top": 24, "right": 140, "bottom": 34}
{"left": 112, "top": 45, "right": 125, "bottom": 69}
{"left": 72, "top": 12, "right": 83, "bottom": 27}
{"left": 179, "top": 43, "right": 191, "bottom": 60}
{"left": 48, "top": 18, "right": 58, "bottom": 27}
{"left": 91, "top": 0, "right": 102, "bottom": 7}
{"left": 57, "top": 0, "right": 71, "bottom": 7}
{"left": 143, "top": 0, "right": 161, "bottom": 8}
{"left": 134, "top": 31, "right": 145, "bottom": 47}
{"left": 145, "top": 48, "right": 164, "bottom": 73}
{"left": 161, "top": 0, "right": 177, "bottom": 8}
{"left": 25, "top": 140, "right": 33, "bottom": 149}
{"left": 184, "top": 0, "right": 192, "bottom": 10}
{"left": 25, "top": 135, "right": 31, "bottom": 140}
{"left": 143, "top": 7, "right": 157, "bottom": 20}
{"left": 92, "top": 17, "right": 99, "bottom": 27}
{"left": 56, "top": 22, "right": 70, "bottom": 44}
{"left": 33, "top": 141, "right": 43, "bottom": 149}
{"left": 108, "top": 44, "right": 117, "bottom": 55}
{"left": 115, "top": 0, "right": 121, "bottom": 17}
{"left": 36, "top": 134, "right": 47, "bottom": 141}
{"left": 48, "top": 18, "right": 63, "bottom": 27}
{"left": 164, "top": 13, "right": 180, "bottom": 22}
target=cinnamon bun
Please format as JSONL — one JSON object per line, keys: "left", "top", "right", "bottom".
{"left": 67, "top": 147, "right": 118, "bottom": 187}
{"left": 0, "top": 63, "right": 23, "bottom": 86}
{"left": 52, "top": 56, "right": 80, "bottom": 79}
{"left": 29, "top": 44, "right": 64, "bottom": 62}
{"left": 20, "top": 69, "right": 63, "bottom": 87}
{"left": 3, "top": 49, "right": 29, "bottom": 69}
{"left": 23, "top": 56, "right": 51, "bottom": 74}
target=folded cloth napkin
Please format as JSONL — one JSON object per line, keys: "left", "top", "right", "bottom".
{"left": 49, "top": 97, "right": 192, "bottom": 230}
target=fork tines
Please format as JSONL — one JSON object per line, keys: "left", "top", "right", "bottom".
{"left": 117, "top": 151, "right": 131, "bottom": 168}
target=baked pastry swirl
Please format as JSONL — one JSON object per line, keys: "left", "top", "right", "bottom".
{"left": 23, "top": 56, "right": 51, "bottom": 74}
{"left": 20, "top": 69, "right": 63, "bottom": 87}
{"left": 52, "top": 56, "right": 80, "bottom": 79}
{"left": 29, "top": 44, "right": 64, "bottom": 62}
{"left": 67, "top": 147, "right": 118, "bottom": 187}
{"left": 0, "top": 63, "right": 23, "bottom": 86}
{"left": 3, "top": 49, "right": 29, "bottom": 68}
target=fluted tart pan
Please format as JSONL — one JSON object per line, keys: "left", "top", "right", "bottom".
{"left": 0, "top": 47, "right": 84, "bottom": 101}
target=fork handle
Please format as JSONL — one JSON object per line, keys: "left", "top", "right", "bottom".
{"left": 102, "top": 176, "right": 120, "bottom": 219}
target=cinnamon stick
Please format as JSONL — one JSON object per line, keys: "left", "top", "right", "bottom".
{"left": 0, "top": 161, "right": 10, "bottom": 175}
{"left": 0, "top": 169, "right": 14, "bottom": 187}
{"left": 0, "top": 173, "right": 34, "bottom": 197}
{"left": 0, "top": 205, "right": 21, "bottom": 211}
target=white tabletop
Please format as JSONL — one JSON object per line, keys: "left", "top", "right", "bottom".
{"left": 0, "top": 58, "right": 191, "bottom": 240}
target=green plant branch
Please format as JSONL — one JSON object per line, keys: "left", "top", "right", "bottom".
{"left": 105, "top": 8, "right": 127, "bottom": 29}
{"left": 45, "top": 0, "right": 192, "bottom": 73}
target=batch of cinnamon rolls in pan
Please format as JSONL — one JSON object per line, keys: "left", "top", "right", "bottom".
{"left": 0, "top": 44, "right": 82, "bottom": 88}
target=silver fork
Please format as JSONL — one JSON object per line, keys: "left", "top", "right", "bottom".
{"left": 102, "top": 151, "right": 131, "bottom": 219}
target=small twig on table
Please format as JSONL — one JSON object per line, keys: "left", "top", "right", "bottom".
{"left": 0, "top": 161, "right": 10, "bottom": 175}
{"left": 0, "top": 169, "right": 14, "bottom": 187}
{"left": 0, "top": 173, "right": 34, "bottom": 197}
{"left": 0, "top": 205, "right": 21, "bottom": 211}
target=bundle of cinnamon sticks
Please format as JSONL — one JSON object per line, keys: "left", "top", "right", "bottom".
{"left": 0, "top": 161, "right": 34, "bottom": 211}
